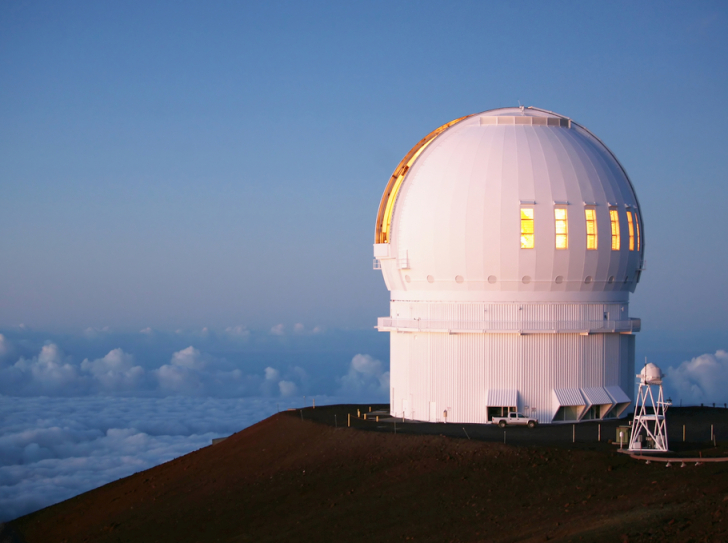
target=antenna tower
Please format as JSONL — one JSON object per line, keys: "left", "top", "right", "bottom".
{"left": 628, "top": 362, "right": 671, "bottom": 452}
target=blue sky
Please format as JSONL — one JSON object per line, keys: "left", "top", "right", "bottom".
{"left": 1, "top": 1, "right": 728, "bottom": 520}
{"left": 2, "top": 1, "right": 727, "bottom": 340}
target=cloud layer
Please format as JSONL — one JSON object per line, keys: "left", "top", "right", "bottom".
{"left": 0, "top": 395, "right": 304, "bottom": 521}
{"left": 0, "top": 333, "right": 389, "bottom": 522}
{"left": 2, "top": 330, "right": 728, "bottom": 525}
{"left": 0, "top": 343, "right": 318, "bottom": 399}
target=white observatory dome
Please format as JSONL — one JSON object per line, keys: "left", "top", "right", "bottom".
{"left": 374, "top": 106, "right": 645, "bottom": 303}
{"left": 375, "top": 107, "right": 644, "bottom": 425}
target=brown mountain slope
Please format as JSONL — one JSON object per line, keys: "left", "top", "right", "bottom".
{"left": 11, "top": 410, "right": 728, "bottom": 543}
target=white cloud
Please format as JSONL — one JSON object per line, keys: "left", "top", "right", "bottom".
{"left": 264, "top": 367, "right": 280, "bottom": 381}
{"left": 155, "top": 347, "right": 262, "bottom": 397}
{"left": 80, "top": 349, "right": 145, "bottom": 391}
{"left": 170, "top": 346, "right": 206, "bottom": 370}
{"left": 260, "top": 367, "right": 299, "bottom": 397}
{"left": 293, "top": 323, "right": 305, "bottom": 334}
{"left": 0, "top": 334, "right": 7, "bottom": 357}
{"left": 270, "top": 324, "right": 285, "bottom": 336}
{"left": 665, "top": 350, "right": 728, "bottom": 405}
{"left": 156, "top": 363, "right": 204, "bottom": 394}
{"left": 7, "top": 344, "right": 85, "bottom": 396}
{"left": 156, "top": 348, "right": 209, "bottom": 394}
{"left": 337, "top": 354, "right": 390, "bottom": 400}
{"left": 139, "top": 327, "right": 153, "bottom": 334}
{"left": 278, "top": 380, "right": 298, "bottom": 397}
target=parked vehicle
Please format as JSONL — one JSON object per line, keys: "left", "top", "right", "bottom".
{"left": 492, "top": 412, "right": 538, "bottom": 428}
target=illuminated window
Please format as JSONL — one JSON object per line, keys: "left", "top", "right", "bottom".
{"left": 610, "top": 208, "right": 620, "bottom": 251}
{"left": 521, "top": 208, "right": 534, "bottom": 249}
{"left": 634, "top": 212, "right": 641, "bottom": 251}
{"left": 554, "top": 208, "right": 568, "bottom": 249}
{"left": 626, "top": 211, "right": 635, "bottom": 251}
{"left": 585, "top": 208, "right": 597, "bottom": 250}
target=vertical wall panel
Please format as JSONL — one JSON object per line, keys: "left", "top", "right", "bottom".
{"left": 387, "top": 300, "right": 636, "bottom": 424}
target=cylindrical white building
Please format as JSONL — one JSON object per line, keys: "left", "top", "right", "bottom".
{"left": 373, "top": 107, "right": 645, "bottom": 424}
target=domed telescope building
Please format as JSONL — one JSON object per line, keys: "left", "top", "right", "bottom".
{"left": 373, "top": 107, "right": 645, "bottom": 425}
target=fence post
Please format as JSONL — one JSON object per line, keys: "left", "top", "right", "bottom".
{"left": 348, "top": 413, "right": 351, "bottom": 427}
{"left": 598, "top": 424, "right": 601, "bottom": 442}
{"left": 573, "top": 424, "right": 576, "bottom": 443}
{"left": 683, "top": 425, "right": 686, "bottom": 442}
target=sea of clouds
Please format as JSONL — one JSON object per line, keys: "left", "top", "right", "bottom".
{"left": 0, "top": 329, "right": 389, "bottom": 521}
{"left": 0, "top": 396, "right": 303, "bottom": 521}
{"left": 1, "top": 327, "right": 725, "bottom": 522}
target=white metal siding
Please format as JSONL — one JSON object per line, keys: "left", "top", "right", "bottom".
{"left": 582, "top": 387, "right": 614, "bottom": 406}
{"left": 553, "top": 388, "right": 587, "bottom": 406}
{"left": 389, "top": 317, "right": 634, "bottom": 424}
{"left": 485, "top": 389, "right": 518, "bottom": 406}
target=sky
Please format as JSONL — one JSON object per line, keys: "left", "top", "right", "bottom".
{"left": 1, "top": 0, "right": 728, "bottom": 521}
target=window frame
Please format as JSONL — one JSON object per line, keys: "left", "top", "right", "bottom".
{"left": 520, "top": 207, "right": 535, "bottom": 249}
{"left": 609, "top": 207, "right": 620, "bottom": 251}
{"left": 584, "top": 207, "right": 597, "bottom": 250}
{"left": 626, "top": 211, "right": 635, "bottom": 251}
{"left": 554, "top": 207, "right": 568, "bottom": 250}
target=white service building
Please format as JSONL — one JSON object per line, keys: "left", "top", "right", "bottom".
{"left": 373, "top": 107, "right": 644, "bottom": 424}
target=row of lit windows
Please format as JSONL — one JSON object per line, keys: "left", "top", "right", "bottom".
{"left": 520, "top": 207, "right": 641, "bottom": 251}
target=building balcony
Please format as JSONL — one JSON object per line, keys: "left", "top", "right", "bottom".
{"left": 376, "top": 317, "right": 641, "bottom": 335}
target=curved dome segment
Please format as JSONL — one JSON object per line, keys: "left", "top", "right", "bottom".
{"left": 374, "top": 107, "right": 645, "bottom": 302}
{"left": 375, "top": 113, "right": 474, "bottom": 244}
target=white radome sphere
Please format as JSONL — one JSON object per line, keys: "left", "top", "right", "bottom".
{"left": 375, "top": 107, "right": 645, "bottom": 303}
{"left": 639, "top": 363, "right": 663, "bottom": 385}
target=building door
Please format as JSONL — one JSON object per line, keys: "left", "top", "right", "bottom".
{"left": 429, "top": 401, "right": 437, "bottom": 422}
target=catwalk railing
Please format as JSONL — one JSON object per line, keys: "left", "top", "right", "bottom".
{"left": 376, "top": 317, "right": 641, "bottom": 334}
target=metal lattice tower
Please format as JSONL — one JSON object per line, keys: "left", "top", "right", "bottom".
{"left": 628, "top": 363, "right": 671, "bottom": 452}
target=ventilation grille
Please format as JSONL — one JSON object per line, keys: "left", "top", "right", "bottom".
{"left": 480, "top": 116, "right": 570, "bottom": 128}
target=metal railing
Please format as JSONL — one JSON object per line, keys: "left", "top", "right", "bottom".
{"left": 377, "top": 317, "right": 641, "bottom": 334}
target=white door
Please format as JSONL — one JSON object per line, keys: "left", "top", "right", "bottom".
{"left": 429, "top": 401, "right": 437, "bottom": 422}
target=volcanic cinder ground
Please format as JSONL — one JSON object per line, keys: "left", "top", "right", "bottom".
{"left": 8, "top": 406, "right": 728, "bottom": 543}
